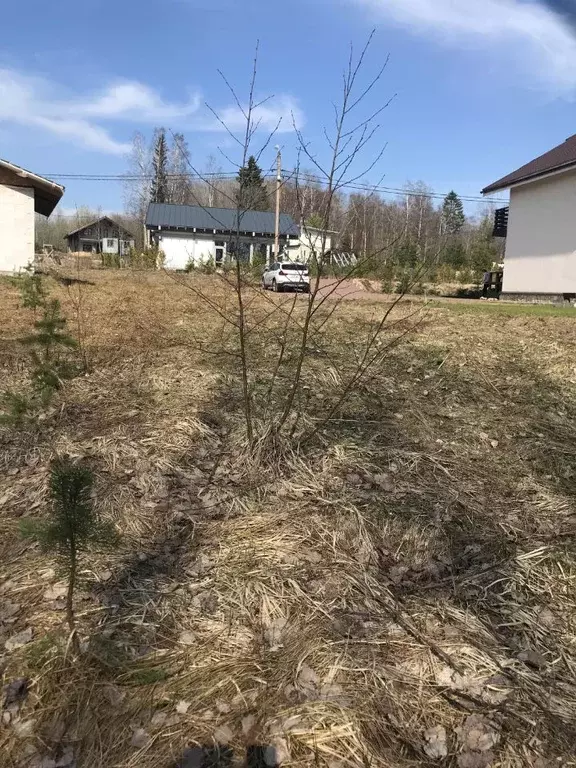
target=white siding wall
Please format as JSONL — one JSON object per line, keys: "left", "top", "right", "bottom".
{"left": 287, "top": 229, "right": 333, "bottom": 262}
{"left": 159, "top": 233, "right": 216, "bottom": 269}
{"left": 504, "top": 170, "right": 576, "bottom": 294}
{"left": 0, "top": 185, "right": 35, "bottom": 273}
{"left": 102, "top": 238, "right": 119, "bottom": 254}
{"left": 101, "top": 238, "right": 135, "bottom": 255}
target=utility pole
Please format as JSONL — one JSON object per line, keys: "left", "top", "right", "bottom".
{"left": 274, "top": 146, "right": 281, "bottom": 260}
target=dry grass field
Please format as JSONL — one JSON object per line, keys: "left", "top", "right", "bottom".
{"left": 2, "top": 269, "right": 576, "bottom": 768}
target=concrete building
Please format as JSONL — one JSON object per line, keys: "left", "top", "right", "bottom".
{"left": 483, "top": 134, "right": 576, "bottom": 302}
{"left": 146, "top": 203, "right": 299, "bottom": 269}
{"left": 0, "top": 159, "right": 64, "bottom": 273}
{"left": 65, "top": 216, "right": 134, "bottom": 256}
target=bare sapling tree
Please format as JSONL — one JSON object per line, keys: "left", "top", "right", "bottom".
{"left": 162, "top": 35, "right": 438, "bottom": 456}
{"left": 162, "top": 42, "right": 287, "bottom": 446}
{"left": 261, "top": 32, "right": 438, "bottom": 445}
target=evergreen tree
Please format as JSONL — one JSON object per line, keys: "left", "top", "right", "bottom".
{"left": 441, "top": 191, "right": 465, "bottom": 235}
{"left": 444, "top": 240, "right": 466, "bottom": 268}
{"left": 151, "top": 129, "right": 169, "bottom": 204}
{"left": 469, "top": 216, "right": 499, "bottom": 276}
{"left": 237, "top": 156, "right": 269, "bottom": 211}
{"left": 20, "top": 299, "right": 78, "bottom": 402}
{"left": 21, "top": 457, "right": 118, "bottom": 653}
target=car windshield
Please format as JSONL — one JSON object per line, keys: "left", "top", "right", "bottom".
{"left": 281, "top": 263, "right": 307, "bottom": 271}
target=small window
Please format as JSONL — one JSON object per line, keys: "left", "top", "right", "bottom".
{"left": 282, "top": 263, "right": 307, "bottom": 272}
{"left": 107, "top": 239, "right": 115, "bottom": 247}
{"left": 215, "top": 240, "right": 224, "bottom": 247}
{"left": 215, "top": 247, "right": 224, "bottom": 264}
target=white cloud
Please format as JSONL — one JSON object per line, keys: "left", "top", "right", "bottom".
{"left": 217, "top": 95, "right": 304, "bottom": 133}
{"left": 78, "top": 82, "right": 202, "bottom": 122}
{"left": 0, "top": 69, "right": 302, "bottom": 155}
{"left": 356, "top": 0, "right": 576, "bottom": 92}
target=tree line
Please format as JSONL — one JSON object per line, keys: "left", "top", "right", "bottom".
{"left": 37, "top": 127, "right": 503, "bottom": 281}
{"left": 124, "top": 129, "right": 503, "bottom": 279}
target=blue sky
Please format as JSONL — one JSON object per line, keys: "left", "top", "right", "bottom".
{"left": 2, "top": 0, "right": 576, "bottom": 215}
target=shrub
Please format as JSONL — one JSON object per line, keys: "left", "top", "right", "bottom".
{"left": 102, "top": 252, "right": 121, "bottom": 269}
{"left": 200, "top": 256, "right": 216, "bottom": 275}
{"left": 395, "top": 270, "right": 413, "bottom": 295}
{"left": 380, "top": 263, "right": 395, "bottom": 293}
{"left": 128, "top": 246, "right": 164, "bottom": 270}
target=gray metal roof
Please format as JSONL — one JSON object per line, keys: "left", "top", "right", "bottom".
{"left": 146, "top": 203, "right": 299, "bottom": 237}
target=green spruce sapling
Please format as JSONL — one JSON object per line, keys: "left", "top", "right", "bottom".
{"left": 20, "top": 299, "right": 79, "bottom": 404}
{"left": 20, "top": 457, "right": 118, "bottom": 652}
{"left": 10, "top": 265, "right": 48, "bottom": 313}
{"left": 1, "top": 272, "right": 80, "bottom": 424}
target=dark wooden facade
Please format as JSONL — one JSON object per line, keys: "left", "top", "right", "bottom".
{"left": 65, "top": 217, "right": 134, "bottom": 253}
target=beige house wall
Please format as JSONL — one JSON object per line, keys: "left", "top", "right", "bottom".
{"left": 504, "top": 169, "right": 576, "bottom": 294}
{"left": 0, "top": 185, "right": 35, "bottom": 273}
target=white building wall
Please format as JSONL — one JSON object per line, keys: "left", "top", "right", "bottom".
{"left": 287, "top": 229, "right": 333, "bottom": 262}
{"left": 158, "top": 233, "right": 216, "bottom": 269}
{"left": 0, "top": 185, "right": 35, "bottom": 273}
{"left": 504, "top": 169, "right": 576, "bottom": 294}
{"left": 100, "top": 238, "right": 135, "bottom": 255}
{"left": 102, "top": 238, "right": 119, "bottom": 254}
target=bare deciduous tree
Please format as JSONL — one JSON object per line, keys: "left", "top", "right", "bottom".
{"left": 160, "top": 35, "right": 436, "bottom": 460}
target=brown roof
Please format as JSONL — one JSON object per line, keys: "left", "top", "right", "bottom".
{"left": 0, "top": 158, "right": 64, "bottom": 216}
{"left": 65, "top": 216, "right": 133, "bottom": 239}
{"left": 482, "top": 134, "right": 576, "bottom": 194}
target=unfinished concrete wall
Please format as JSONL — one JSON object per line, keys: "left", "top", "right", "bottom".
{"left": 0, "top": 185, "right": 35, "bottom": 273}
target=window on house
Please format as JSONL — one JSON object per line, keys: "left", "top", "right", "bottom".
{"left": 107, "top": 239, "right": 115, "bottom": 247}
{"left": 215, "top": 248, "right": 224, "bottom": 264}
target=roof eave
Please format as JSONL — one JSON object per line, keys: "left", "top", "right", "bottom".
{"left": 482, "top": 160, "right": 576, "bottom": 195}
{"left": 0, "top": 159, "right": 64, "bottom": 217}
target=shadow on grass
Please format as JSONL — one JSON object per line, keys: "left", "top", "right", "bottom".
{"left": 317, "top": 342, "right": 576, "bottom": 754}
{"left": 7, "top": 319, "right": 576, "bottom": 765}
{"left": 175, "top": 744, "right": 276, "bottom": 768}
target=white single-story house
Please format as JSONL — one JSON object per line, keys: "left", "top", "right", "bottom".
{"left": 0, "top": 159, "right": 64, "bottom": 273}
{"left": 65, "top": 216, "right": 135, "bottom": 255}
{"left": 146, "top": 203, "right": 300, "bottom": 269}
{"left": 482, "top": 134, "right": 576, "bottom": 302}
{"left": 288, "top": 225, "right": 335, "bottom": 261}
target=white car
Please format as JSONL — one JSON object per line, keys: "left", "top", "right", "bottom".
{"left": 262, "top": 262, "right": 310, "bottom": 293}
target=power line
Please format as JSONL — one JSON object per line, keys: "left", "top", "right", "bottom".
{"left": 40, "top": 170, "right": 505, "bottom": 205}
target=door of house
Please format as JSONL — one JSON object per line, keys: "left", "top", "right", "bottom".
{"left": 215, "top": 241, "right": 227, "bottom": 265}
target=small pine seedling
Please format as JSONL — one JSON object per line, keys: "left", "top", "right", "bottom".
{"left": 10, "top": 266, "right": 48, "bottom": 312}
{"left": 20, "top": 457, "right": 118, "bottom": 652}
{"left": 0, "top": 391, "right": 32, "bottom": 426}
{"left": 20, "top": 299, "right": 79, "bottom": 402}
